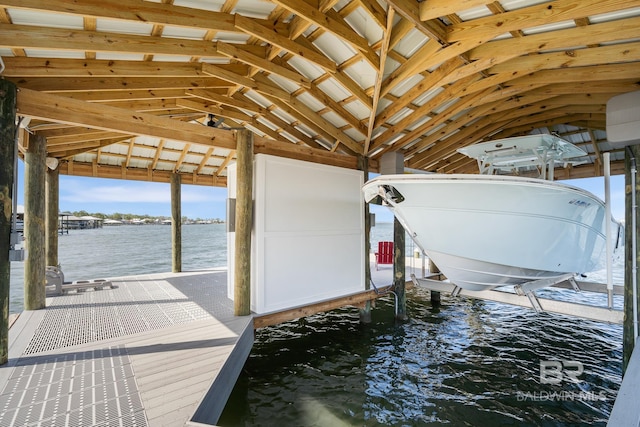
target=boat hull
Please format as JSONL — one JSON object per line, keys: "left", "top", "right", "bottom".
{"left": 363, "top": 174, "right": 608, "bottom": 291}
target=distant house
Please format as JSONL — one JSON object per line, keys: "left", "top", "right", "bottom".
{"left": 62, "top": 215, "right": 103, "bottom": 229}
{"left": 103, "top": 219, "right": 123, "bottom": 226}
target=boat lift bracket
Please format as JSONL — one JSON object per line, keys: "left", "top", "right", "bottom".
{"left": 410, "top": 273, "right": 623, "bottom": 324}
{"left": 513, "top": 273, "right": 578, "bottom": 313}
{"left": 514, "top": 273, "right": 578, "bottom": 296}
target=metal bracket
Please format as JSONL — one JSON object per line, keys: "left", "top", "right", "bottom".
{"left": 567, "top": 276, "right": 580, "bottom": 292}
{"left": 514, "top": 273, "right": 577, "bottom": 295}
{"left": 524, "top": 290, "right": 543, "bottom": 312}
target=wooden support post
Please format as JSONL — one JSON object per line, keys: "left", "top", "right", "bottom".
{"left": 380, "top": 151, "right": 408, "bottom": 321}
{"left": 171, "top": 173, "right": 182, "bottom": 273}
{"left": 46, "top": 166, "right": 59, "bottom": 267}
{"left": 358, "top": 155, "right": 372, "bottom": 324}
{"left": 0, "top": 80, "right": 17, "bottom": 365}
{"left": 234, "top": 129, "right": 252, "bottom": 316}
{"left": 393, "top": 217, "right": 408, "bottom": 321}
{"left": 624, "top": 145, "right": 640, "bottom": 373}
{"left": 429, "top": 258, "right": 441, "bottom": 306}
{"left": 24, "top": 132, "right": 47, "bottom": 310}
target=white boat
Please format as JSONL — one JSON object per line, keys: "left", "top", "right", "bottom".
{"left": 363, "top": 134, "right": 621, "bottom": 291}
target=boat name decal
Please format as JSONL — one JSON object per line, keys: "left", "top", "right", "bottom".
{"left": 568, "top": 199, "right": 591, "bottom": 208}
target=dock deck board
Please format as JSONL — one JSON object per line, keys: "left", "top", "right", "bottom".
{"left": 0, "top": 269, "right": 253, "bottom": 427}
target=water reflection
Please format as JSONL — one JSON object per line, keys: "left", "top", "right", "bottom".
{"left": 220, "top": 287, "right": 621, "bottom": 426}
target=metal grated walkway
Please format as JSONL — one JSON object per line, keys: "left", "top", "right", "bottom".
{"left": 1, "top": 346, "right": 145, "bottom": 427}
{"left": 24, "top": 271, "right": 231, "bottom": 355}
{"left": 1, "top": 269, "right": 254, "bottom": 427}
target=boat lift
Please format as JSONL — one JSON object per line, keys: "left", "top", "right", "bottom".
{"left": 410, "top": 273, "right": 623, "bottom": 324}
{"left": 408, "top": 152, "right": 624, "bottom": 325}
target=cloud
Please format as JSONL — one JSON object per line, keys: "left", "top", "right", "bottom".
{"left": 60, "top": 177, "right": 227, "bottom": 204}
{"left": 60, "top": 181, "right": 171, "bottom": 203}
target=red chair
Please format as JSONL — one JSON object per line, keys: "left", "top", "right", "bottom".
{"left": 375, "top": 241, "right": 394, "bottom": 270}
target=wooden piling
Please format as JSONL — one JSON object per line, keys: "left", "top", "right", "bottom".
{"left": 24, "top": 132, "right": 47, "bottom": 310}
{"left": 46, "top": 166, "right": 59, "bottom": 267}
{"left": 624, "top": 145, "right": 640, "bottom": 373}
{"left": 171, "top": 173, "right": 182, "bottom": 273}
{"left": 380, "top": 152, "right": 407, "bottom": 321}
{"left": 358, "top": 155, "right": 372, "bottom": 324}
{"left": 0, "top": 80, "right": 17, "bottom": 365}
{"left": 234, "top": 129, "right": 252, "bottom": 316}
{"left": 429, "top": 258, "right": 441, "bottom": 306}
{"left": 394, "top": 217, "right": 408, "bottom": 321}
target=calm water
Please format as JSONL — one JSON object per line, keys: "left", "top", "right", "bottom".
{"left": 9, "top": 223, "right": 228, "bottom": 314}
{"left": 9, "top": 223, "right": 623, "bottom": 426}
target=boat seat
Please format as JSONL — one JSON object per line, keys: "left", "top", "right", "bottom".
{"left": 375, "top": 241, "right": 394, "bottom": 270}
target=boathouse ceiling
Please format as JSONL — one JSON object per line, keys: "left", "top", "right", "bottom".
{"left": 5, "top": 0, "right": 640, "bottom": 186}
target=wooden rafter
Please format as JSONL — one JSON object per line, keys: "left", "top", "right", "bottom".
{"left": 2, "top": 0, "right": 636, "bottom": 185}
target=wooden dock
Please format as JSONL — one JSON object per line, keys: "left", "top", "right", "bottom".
{"left": 608, "top": 340, "right": 640, "bottom": 426}
{"left": 2, "top": 258, "right": 633, "bottom": 425}
{"left": 0, "top": 257, "right": 415, "bottom": 427}
{"left": 0, "top": 269, "right": 253, "bottom": 427}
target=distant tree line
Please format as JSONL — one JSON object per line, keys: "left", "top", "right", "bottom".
{"left": 68, "top": 210, "right": 224, "bottom": 224}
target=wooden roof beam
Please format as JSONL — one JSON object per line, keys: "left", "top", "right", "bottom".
{"left": 448, "top": 0, "right": 640, "bottom": 43}
{"left": 271, "top": 0, "right": 379, "bottom": 69}
{"left": 371, "top": 74, "right": 480, "bottom": 152}
{"left": 0, "top": 58, "right": 248, "bottom": 78}
{"left": 266, "top": 93, "right": 364, "bottom": 155}
{"left": 488, "top": 41, "right": 640, "bottom": 76}
{"left": 186, "top": 89, "right": 270, "bottom": 116}
{"left": 214, "top": 151, "right": 236, "bottom": 178}
{"left": 216, "top": 41, "right": 311, "bottom": 89}
{"left": 234, "top": 14, "right": 337, "bottom": 74}
{"left": 49, "top": 89, "right": 195, "bottom": 103}
{"left": 57, "top": 159, "right": 228, "bottom": 187}
{"left": 469, "top": 16, "right": 640, "bottom": 62}
{"left": 375, "top": 56, "right": 465, "bottom": 127}
{"left": 7, "top": 76, "right": 232, "bottom": 93}
{"left": 0, "top": 0, "right": 240, "bottom": 33}
{"left": 17, "top": 88, "right": 238, "bottom": 150}
{"left": 353, "top": 0, "right": 386, "bottom": 29}
{"left": 387, "top": 0, "right": 448, "bottom": 44}
{"left": 419, "top": 0, "right": 495, "bottom": 21}
{"left": 385, "top": 8, "right": 640, "bottom": 99}
{"left": 492, "top": 113, "right": 606, "bottom": 138}
{"left": 376, "top": 86, "right": 496, "bottom": 158}
{"left": 176, "top": 97, "right": 324, "bottom": 150}
{"left": 46, "top": 130, "right": 130, "bottom": 146}
{"left": 365, "top": 8, "right": 394, "bottom": 154}
{"left": 0, "top": 23, "right": 243, "bottom": 59}
{"left": 201, "top": 63, "right": 291, "bottom": 101}
{"left": 407, "top": 117, "right": 512, "bottom": 170}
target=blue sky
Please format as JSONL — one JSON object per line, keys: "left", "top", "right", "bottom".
{"left": 15, "top": 160, "right": 627, "bottom": 222}
{"left": 16, "top": 161, "right": 228, "bottom": 220}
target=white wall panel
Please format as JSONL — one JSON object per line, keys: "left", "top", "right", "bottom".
{"left": 228, "top": 154, "right": 365, "bottom": 314}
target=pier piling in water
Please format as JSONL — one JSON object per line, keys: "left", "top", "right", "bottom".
{"left": 24, "top": 132, "right": 47, "bottom": 311}
{"left": 429, "top": 258, "right": 441, "bottom": 306}
{"left": 380, "top": 152, "right": 407, "bottom": 321}
{"left": 359, "top": 155, "right": 372, "bottom": 324}
{"left": 0, "top": 80, "right": 17, "bottom": 365}
{"left": 393, "top": 218, "right": 408, "bottom": 321}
